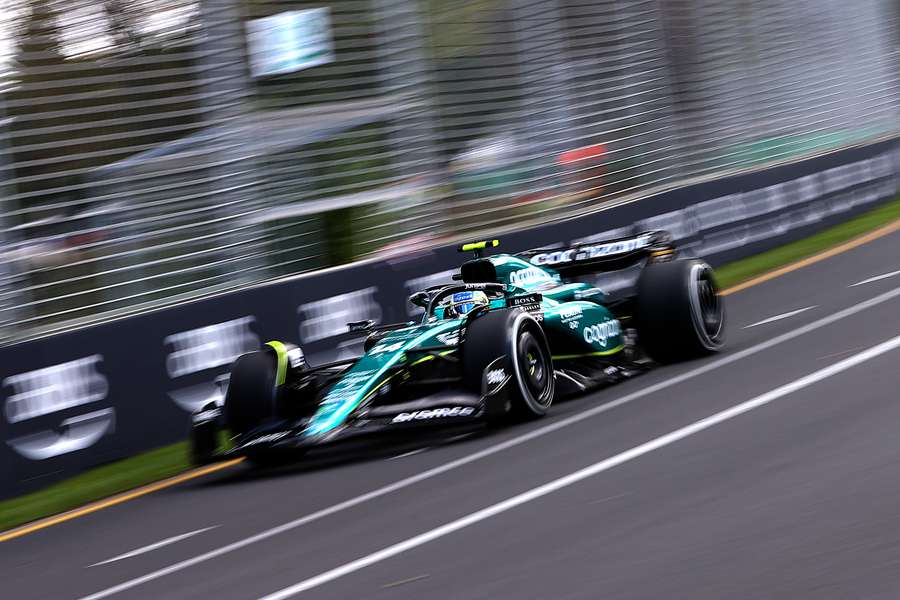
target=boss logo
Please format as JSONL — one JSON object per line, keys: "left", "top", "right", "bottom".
{"left": 509, "top": 293, "right": 542, "bottom": 307}
{"left": 583, "top": 320, "right": 621, "bottom": 347}
{"left": 3, "top": 355, "right": 114, "bottom": 460}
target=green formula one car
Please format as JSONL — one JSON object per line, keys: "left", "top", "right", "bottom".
{"left": 190, "top": 232, "right": 725, "bottom": 465}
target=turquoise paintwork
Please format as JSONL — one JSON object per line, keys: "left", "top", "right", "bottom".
{"left": 540, "top": 300, "right": 623, "bottom": 358}
{"left": 304, "top": 253, "right": 623, "bottom": 437}
{"left": 304, "top": 320, "right": 461, "bottom": 437}
{"left": 490, "top": 254, "right": 622, "bottom": 357}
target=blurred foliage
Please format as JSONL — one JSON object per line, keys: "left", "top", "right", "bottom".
{"left": 308, "top": 123, "right": 392, "bottom": 265}
{"left": 2, "top": 1, "right": 208, "bottom": 320}
{"left": 7, "top": 0, "right": 202, "bottom": 212}
{"left": 421, "top": 0, "right": 506, "bottom": 60}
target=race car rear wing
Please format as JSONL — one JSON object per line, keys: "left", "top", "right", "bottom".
{"left": 518, "top": 230, "right": 676, "bottom": 277}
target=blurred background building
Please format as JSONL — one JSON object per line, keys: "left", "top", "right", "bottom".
{"left": 0, "top": 0, "right": 897, "bottom": 343}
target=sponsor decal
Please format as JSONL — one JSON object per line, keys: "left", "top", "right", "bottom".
{"left": 509, "top": 267, "right": 554, "bottom": 286}
{"left": 320, "top": 370, "right": 378, "bottom": 406}
{"left": 559, "top": 304, "right": 583, "bottom": 329}
{"left": 3, "top": 355, "right": 115, "bottom": 460}
{"left": 241, "top": 431, "right": 291, "bottom": 447}
{"left": 574, "top": 288, "right": 602, "bottom": 300}
{"left": 370, "top": 341, "right": 406, "bottom": 355}
{"left": 530, "top": 235, "right": 653, "bottom": 266}
{"left": 558, "top": 306, "right": 582, "bottom": 323}
{"left": 436, "top": 331, "right": 460, "bottom": 345}
{"left": 165, "top": 316, "right": 260, "bottom": 413}
{"left": 631, "top": 151, "right": 898, "bottom": 258}
{"left": 513, "top": 303, "right": 543, "bottom": 319}
{"left": 391, "top": 406, "right": 476, "bottom": 423}
{"left": 583, "top": 319, "right": 622, "bottom": 347}
{"left": 508, "top": 293, "right": 543, "bottom": 307}
{"left": 483, "top": 357, "right": 509, "bottom": 394}
{"left": 298, "top": 287, "right": 382, "bottom": 343}
{"left": 486, "top": 368, "right": 506, "bottom": 386}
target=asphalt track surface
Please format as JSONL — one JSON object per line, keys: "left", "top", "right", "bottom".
{"left": 4, "top": 229, "right": 900, "bottom": 600}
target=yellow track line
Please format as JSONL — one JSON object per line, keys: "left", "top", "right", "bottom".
{"left": 2, "top": 215, "right": 900, "bottom": 543}
{"left": 0, "top": 459, "right": 243, "bottom": 543}
{"left": 720, "top": 218, "right": 900, "bottom": 296}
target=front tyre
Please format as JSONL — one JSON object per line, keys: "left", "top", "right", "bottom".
{"left": 463, "top": 310, "right": 555, "bottom": 423}
{"left": 190, "top": 409, "right": 219, "bottom": 466}
{"left": 224, "top": 351, "right": 278, "bottom": 437}
{"left": 635, "top": 259, "right": 725, "bottom": 362}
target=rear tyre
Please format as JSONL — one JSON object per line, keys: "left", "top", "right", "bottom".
{"left": 635, "top": 259, "right": 725, "bottom": 362}
{"left": 224, "top": 351, "right": 278, "bottom": 437}
{"left": 463, "top": 309, "right": 555, "bottom": 424}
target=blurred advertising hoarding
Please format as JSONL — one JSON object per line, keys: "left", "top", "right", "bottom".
{"left": 246, "top": 8, "right": 335, "bottom": 78}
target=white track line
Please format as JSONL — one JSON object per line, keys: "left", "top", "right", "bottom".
{"left": 743, "top": 306, "right": 817, "bottom": 329}
{"left": 850, "top": 269, "right": 900, "bottom": 287}
{"left": 88, "top": 527, "right": 218, "bottom": 568}
{"left": 389, "top": 448, "right": 429, "bottom": 461}
{"left": 78, "top": 284, "right": 900, "bottom": 600}
{"left": 260, "top": 332, "right": 900, "bottom": 599}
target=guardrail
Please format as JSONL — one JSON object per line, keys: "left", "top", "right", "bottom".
{"left": 1, "top": 138, "right": 898, "bottom": 498}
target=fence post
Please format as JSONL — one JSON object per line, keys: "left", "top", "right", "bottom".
{"left": 368, "top": 0, "right": 445, "bottom": 246}
{"left": 0, "top": 95, "right": 28, "bottom": 343}
{"left": 195, "top": 0, "right": 269, "bottom": 284}
{"left": 509, "top": 0, "right": 575, "bottom": 200}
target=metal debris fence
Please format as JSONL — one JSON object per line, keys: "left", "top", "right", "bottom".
{"left": 0, "top": 0, "right": 897, "bottom": 342}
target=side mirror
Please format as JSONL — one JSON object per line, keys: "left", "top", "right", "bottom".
{"left": 348, "top": 320, "right": 376, "bottom": 332}
{"left": 408, "top": 291, "right": 430, "bottom": 308}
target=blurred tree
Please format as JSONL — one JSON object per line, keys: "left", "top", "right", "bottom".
{"left": 6, "top": 0, "right": 203, "bottom": 208}
{"left": 3, "top": 0, "right": 207, "bottom": 320}
{"left": 104, "top": 0, "right": 143, "bottom": 50}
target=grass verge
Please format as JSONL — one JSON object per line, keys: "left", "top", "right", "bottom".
{"left": 2, "top": 194, "right": 900, "bottom": 535}
{"left": 0, "top": 443, "right": 189, "bottom": 533}
{"left": 714, "top": 195, "right": 900, "bottom": 290}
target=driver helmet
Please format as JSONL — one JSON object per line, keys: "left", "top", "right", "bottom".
{"left": 446, "top": 290, "right": 489, "bottom": 317}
